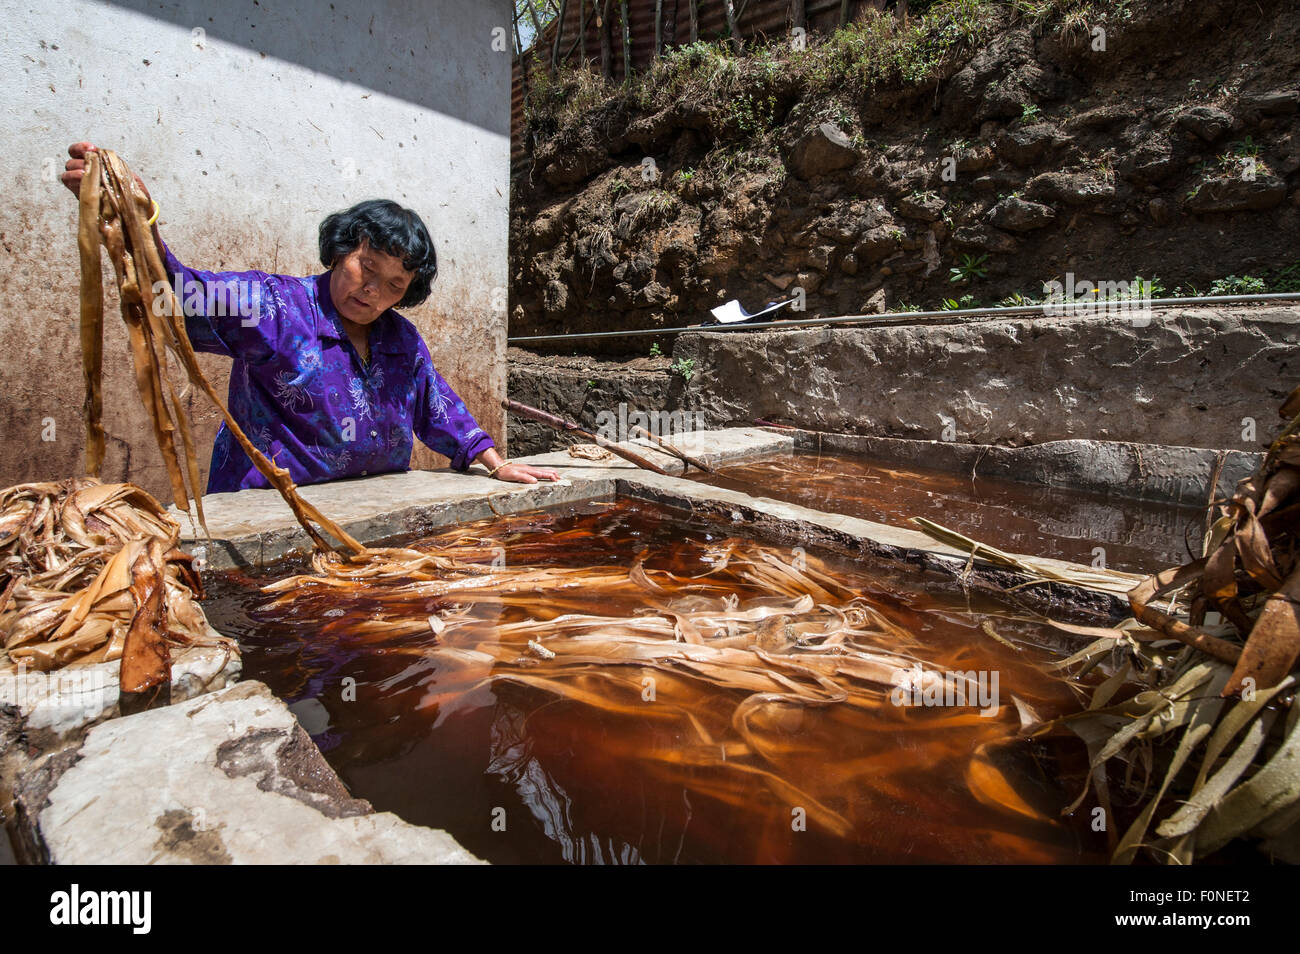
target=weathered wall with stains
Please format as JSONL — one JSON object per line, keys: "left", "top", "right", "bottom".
{"left": 0, "top": 0, "right": 511, "bottom": 503}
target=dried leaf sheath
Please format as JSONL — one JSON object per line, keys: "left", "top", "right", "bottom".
{"left": 1037, "top": 384, "right": 1300, "bottom": 863}
{"left": 119, "top": 538, "right": 173, "bottom": 710}
{"left": 0, "top": 478, "right": 233, "bottom": 674}
{"left": 79, "top": 150, "right": 367, "bottom": 557}
{"left": 96, "top": 160, "right": 196, "bottom": 531}
{"left": 77, "top": 151, "right": 105, "bottom": 476}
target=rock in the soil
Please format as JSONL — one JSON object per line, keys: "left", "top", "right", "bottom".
{"left": 540, "top": 141, "right": 607, "bottom": 187}
{"left": 1025, "top": 172, "right": 1116, "bottom": 207}
{"left": 861, "top": 287, "right": 888, "bottom": 314}
{"left": 1065, "top": 104, "right": 1131, "bottom": 130}
{"left": 1148, "top": 197, "right": 1173, "bottom": 225}
{"left": 952, "top": 224, "right": 1019, "bottom": 253}
{"left": 854, "top": 225, "right": 902, "bottom": 264}
{"left": 1185, "top": 175, "right": 1288, "bottom": 213}
{"left": 897, "top": 192, "right": 946, "bottom": 222}
{"left": 1176, "top": 105, "right": 1235, "bottom": 142}
{"left": 953, "top": 146, "right": 996, "bottom": 173}
{"left": 788, "top": 123, "right": 858, "bottom": 178}
{"left": 994, "top": 124, "right": 1067, "bottom": 167}
{"left": 1120, "top": 140, "right": 1179, "bottom": 185}
{"left": 988, "top": 196, "right": 1058, "bottom": 231}
{"left": 1239, "top": 89, "right": 1299, "bottom": 116}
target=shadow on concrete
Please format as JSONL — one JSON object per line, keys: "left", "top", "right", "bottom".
{"left": 104, "top": 0, "right": 511, "bottom": 134}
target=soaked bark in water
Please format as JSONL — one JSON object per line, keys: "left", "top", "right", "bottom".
{"left": 206, "top": 501, "right": 1107, "bottom": 864}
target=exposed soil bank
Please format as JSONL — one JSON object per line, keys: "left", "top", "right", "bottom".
{"left": 511, "top": 0, "right": 1300, "bottom": 349}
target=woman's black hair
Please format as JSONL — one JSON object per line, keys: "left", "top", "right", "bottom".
{"left": 318, "top": 199, "right": 438, "bottom": 308}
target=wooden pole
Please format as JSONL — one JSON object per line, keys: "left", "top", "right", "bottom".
{"left": 792, "top": 0, "right": 806, "bottom": 31}
{"left": 551, "top": 0, "right": 569, "bottom": 71}
{"left": 630, "top": 425, "right": 717, "bottom": 474}
{"left": 619, "top": 0, "right": 632, "bottom": 82}
{"left": 600, "top": 0, "right": 612, "bottom": 78}
{"left": 840, "top": 0, "right": 851, "bottom": 26}
{"left": 579, "top": 0, "right": 587, "bottom": 61}
{"left": 654, "top": 0, "right": 663, "bottom": 60}
{"left": 502, "top": 400, "right": 672, "bottom": 475}
{"left": 513, "top": 4, "right": 529, "bottom": 105}
{"left": 722, "top": 0, "right": 743, "bottom": 54}
{"left": 689, "top": 0, "right": 699, "bottom": 42}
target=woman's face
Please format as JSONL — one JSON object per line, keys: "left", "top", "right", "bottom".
{"left": 329, "top": 238, "right": 414, "bottom": 326}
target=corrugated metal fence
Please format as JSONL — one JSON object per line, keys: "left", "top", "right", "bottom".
{"left": 512, "top": 0, "right": 892, "bottom": 172}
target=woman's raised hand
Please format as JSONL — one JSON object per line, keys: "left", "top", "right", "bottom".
{"left": 60, "top": 142, "right": 152, "bottom": 203}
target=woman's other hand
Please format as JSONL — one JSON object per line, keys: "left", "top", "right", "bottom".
{"left": 492, "top": 462, "right": 560, "bottom": 484}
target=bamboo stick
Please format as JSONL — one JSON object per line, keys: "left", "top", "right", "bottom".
{"left": 619, "top": 0, "right": 632, "bottom": 81}
{"left": 723, "top": 0, "right": 743, "bottom": 53}
{"left": 630, "top": 425, "right": 716, "bottom": 474}
{"left": 502, "top": 399, "right": 671, "bottom": 475}
{"left": 552, "top": 0, "right": 569, "bottom": 70}
{"left": 600, "top": 0, "right": 612, "bottom": 78}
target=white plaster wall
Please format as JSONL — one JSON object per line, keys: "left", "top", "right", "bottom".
{"left": 0, "top": 0, "right": 513, "bottom": 497}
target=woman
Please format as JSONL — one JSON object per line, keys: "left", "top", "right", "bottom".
{"left": 60, "top": 142, "right": 558, "bottom": 492}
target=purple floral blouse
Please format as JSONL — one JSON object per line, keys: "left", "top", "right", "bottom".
{"left": 162, "top": 244, "right": 495, "bottom": 494}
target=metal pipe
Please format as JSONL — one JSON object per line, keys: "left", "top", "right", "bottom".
{"left": 508, "top": 292, "right": 1300, "bottom": 344}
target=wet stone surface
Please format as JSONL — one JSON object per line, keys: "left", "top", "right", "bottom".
{"left": 694, "top": 450, "right": 1206, "bottom": 573}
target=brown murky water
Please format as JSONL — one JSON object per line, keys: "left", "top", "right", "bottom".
{"left": 695, "top": 451, "right": 1203, "bottom": 574}
{"left": 204, "top": 500, "right": 1109, "bottom": 865}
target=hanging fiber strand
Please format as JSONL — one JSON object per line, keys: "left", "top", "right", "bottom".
{"left": 77, "top": 149, "right": 368, "bottom": 558}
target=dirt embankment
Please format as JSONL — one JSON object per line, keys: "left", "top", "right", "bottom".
{"left": 510, "top": 0, "right": 1300, "bottom": 356}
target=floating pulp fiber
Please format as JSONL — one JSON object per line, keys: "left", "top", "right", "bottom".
{"left": 918, "top": 386, "right": 1300, "bottom": 864}
{"left": 0, "top": 479, "right": 233, "bottom": 683}
{"left": 77, "top": 149, "right": 366, "bottom": 559}
{"left": 255, "top": 508, "right": 1092, "bottom": 859}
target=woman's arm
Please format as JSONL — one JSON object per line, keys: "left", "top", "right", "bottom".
{"left": 410, "top": 340, "right": 558, "bottom": 483}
